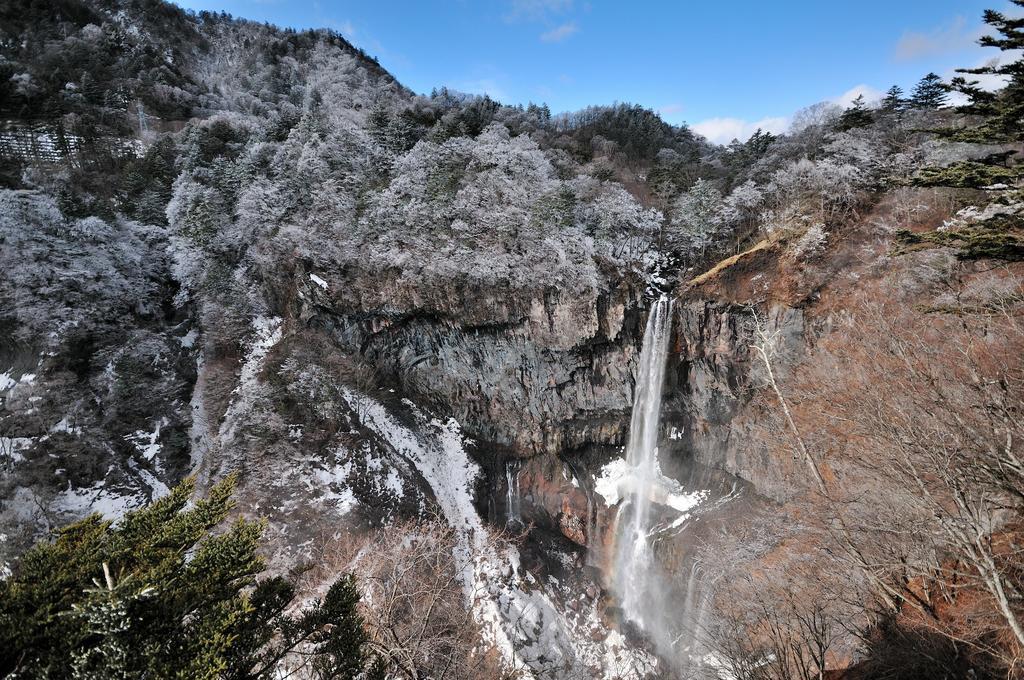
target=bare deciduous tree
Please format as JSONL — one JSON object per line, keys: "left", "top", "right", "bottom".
{"left": 304, "top": 515, "right": 508, "bottom": 680}
{"left": 750, "top": 271, "right": 1024, "bottom": 673}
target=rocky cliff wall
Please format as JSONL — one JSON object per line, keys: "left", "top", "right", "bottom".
{"left": 288, "top": 264, "right": 650, "bottom": 456}
{"left": 271, "top": 256, "right": 810, "bottom": 502}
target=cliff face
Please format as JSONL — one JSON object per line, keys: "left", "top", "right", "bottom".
{"left": 0, "top": 187, "right": 806, "bottom": 574}
{"left": 285, "top": 263, "right": 651, "bottom": 456}
{"left": 259, "top": 254, "right": 807, "bottom": 494}
{"left": 664, "top": 300, "right": 805, "bottom": 500}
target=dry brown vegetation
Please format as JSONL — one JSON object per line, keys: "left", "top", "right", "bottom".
{"left": 301, "top": 515, "right": 509, "bottom": 680}
{"left": 702, "top": 259, "right": 1024, "bottom": 678}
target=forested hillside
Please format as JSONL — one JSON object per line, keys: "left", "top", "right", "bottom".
{"left": 1, "top": 0, "right": 1022, "bottom": 678}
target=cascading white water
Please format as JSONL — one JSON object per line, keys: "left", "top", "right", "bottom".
{"left": 505, "top": 459, "right": 521, "bottom": 525}
{"left": 613, "top": 296, "right": 674, "bottom": 628}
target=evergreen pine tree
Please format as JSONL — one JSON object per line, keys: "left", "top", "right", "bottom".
{"left": 949, "top": 0, "right": 1024, "bottom": 141}
{"left": 837, "top": 94, "right": 874, "bottom": 130}
{"left": 910, "top": 72, "right": 948, "bottom": 109}
{"left": 907, "top": 3, "right": 1023, "bottom": 231}
{"left": 881, "top": 85, "right": 906, "bottom": 112}
{"left": 0, "top": 475, "right": 367, "bottom": 678}
{"left": 745, "top": 128, "right": 776, "bottom": 159}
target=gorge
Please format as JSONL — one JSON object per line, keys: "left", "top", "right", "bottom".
{"left": 1, "top": 0, "right": 1023, "bottom": 678}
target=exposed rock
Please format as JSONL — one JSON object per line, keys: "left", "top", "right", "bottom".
{"left": 662, "top": 299, "right": 805, "bottom": 499}
{"left": 292, "top": 263, "right": 650, "bottom": 456}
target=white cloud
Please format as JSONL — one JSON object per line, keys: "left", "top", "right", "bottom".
{"left": 943, "top": 51, "right": 1020, "bottom": 91}
{"left": 691, "top": 116, "right": 789, "bottom": 145}
{"left": 832, "top": 84, "right": 883, "bottom": 108}
{"left": 894, "top": 16, "right": 981, "bottom": 61}
{"left": 941, "top": 50, "right": 1020, "bottom": 106}
{"left": 692, "top": 81, "right": 879, "bottom": 145}
{"left": 540, "top": 21, "right": 578, "bottom": 43}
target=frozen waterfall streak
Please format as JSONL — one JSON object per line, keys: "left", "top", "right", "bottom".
{"left": 202, "top": 316, "right": 282, "bottom": 489}
{"left": 337, "top": 390, "right": 528, "bottom": 670}
{"left": 506, "top": 459, "right": 522, "bottom": 525}
{"left": 615, "top": 296, "right": 673, "bottom": 628}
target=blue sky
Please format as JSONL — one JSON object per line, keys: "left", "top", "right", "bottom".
{"left": 172, "top": 0, "right": 1011, "bottom": 143}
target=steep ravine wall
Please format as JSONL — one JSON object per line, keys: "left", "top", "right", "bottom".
{"left": 278, "top": 262, "right": 807, "bottom": 505}
{"left": 661, "top": 300, "right": 806, "bottom": 501}
{"left": 292, "top": 268, "right": 649, "bottom": 456}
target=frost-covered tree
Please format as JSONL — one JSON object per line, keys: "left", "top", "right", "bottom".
{"left": 578, "top": 180, "right": 664, "bottom": 267}
{"left": 763, "top": 158, "right": 864, "bottom": 230}
{"left": 789, "top": 101, "right": 842, "bottom": 133}
{"left": 670, "top": 178, "right": 724, "bottom": 255}
{"left": 720, "top": 180, "right": 765, "bottom": 234}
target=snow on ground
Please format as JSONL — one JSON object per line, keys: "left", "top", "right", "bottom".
{"left": 310, "top": 453, "right": 359, "bottom": 515}
{"left": 125, "top": 417, "right": 169, "bottom": 463}
{"left": 188, "top": 354, "right": 211, "bottom": 477}
{"left": 0, "top": 369, "right": 36, "bottom": 393}
{"left": 594, "top": 457, "right": 632, "bottom": 507}
{"left": 595, "top": 455, "right": 707, "bottom": 516}
{"left": 0, "top": 437, "right": 34, "bottom": 464}
{"left": 179, "top": 328, "right": 199, "bottom": 348}
{"left": 341, "top": 389, "right": 658, "bottom": 678}
{"left": 384, "top": 467, "right": 404, "bottom": 498}
{"left": 309, "top": 273, "right": 328, "bottom": 290}
{"left": 130, "top": 459, "right": 171, "bottom": 499}
{"left": 50, "top": 417, "right": 82, "bottom": 435}
{"left": 0, "top": 533, "right": 9, "bottom": 579}
{"left": 218, "top": 316, "right": 282, "bottom": 445}
{"left": 52, "top": 467, "right": 147, "bottom": 519}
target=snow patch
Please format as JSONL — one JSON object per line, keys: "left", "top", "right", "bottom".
{"left": 384, "top": 467, "right": 404, "bottom": 498}
{"left": 312, "top": 458, "right": 359, "bottom": 515}
{"left": 53, "top": 474, "right": 146, "bottom": 519}
{"left": 595, "top": 456, "right": 708, "bottom": 515}
{"left": 130, "top": 459, "right": 171, "bottom": 499}
{"left": 125, "top": 418, "right": 168, "bottom": 462}
{"left": 179, "top": 329, "right": 199, "bottom": 348}
{"left": 309, "top": 273, "right": 328, "bottom": 290}
{"left": 594, "top": 457, "right": 631, "bottom": 507}
{"left": 219, "top": 316, "right": 283, "bottom": 445}
{"left": 1, "top": 437, "right": 34, "bottom": 464}
{"left": 50, "top": 417, "right": 82, "bottom": 435}
{"left": 188, "top": 354, "right": 212, "bottom": 480}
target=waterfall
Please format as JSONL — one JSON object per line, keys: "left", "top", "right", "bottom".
{"left": 679, "top": 561, "right": 708, "bottom": 655}
{"left": 505, "top": 459, "right": 521, "bottom": 525}
{"left": 613, "top": 296, "right": 673, "bottom": 629}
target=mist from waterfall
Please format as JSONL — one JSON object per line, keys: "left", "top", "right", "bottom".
{"left": 613, "top": 296, "right": 674, "bottom": 628}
